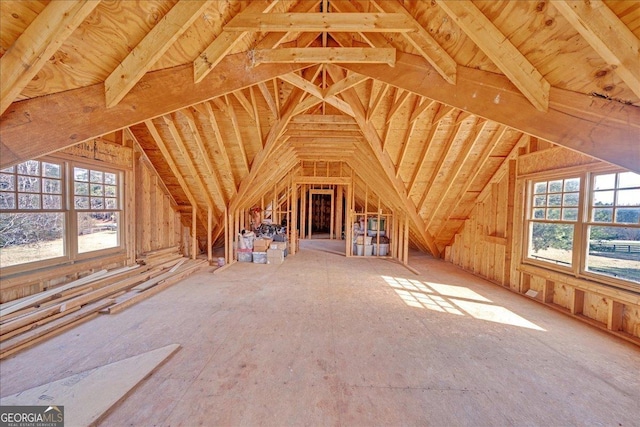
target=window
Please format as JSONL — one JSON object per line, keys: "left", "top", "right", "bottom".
{"left": 0, "top": 159, "right": 123, "bottom": 271}
{"left": 525, "top": 171, "right": 640, "bottom": 289}
{"left": 0, "top": 160, "right": 65, "bottom": 267}
{"left": 74, "top": 166, "right": 120, "bottom": 253}
{"left": 527, "top": 177, "right": 580, "bottom": 268}
{"left": 586, "top": 172, "right": 640, "bottom": 284}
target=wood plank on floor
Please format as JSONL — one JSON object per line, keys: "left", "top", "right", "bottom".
{"left": 0, "top": 344, "right": 180, "bottom": 426}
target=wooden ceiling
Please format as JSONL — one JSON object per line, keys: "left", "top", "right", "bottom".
{"left": 1, "top": 0, "right": 639, "bottom": 256}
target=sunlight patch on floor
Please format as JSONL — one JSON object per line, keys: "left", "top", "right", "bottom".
{"left": 382, "top": 276, "right": 545, "bottom": 331}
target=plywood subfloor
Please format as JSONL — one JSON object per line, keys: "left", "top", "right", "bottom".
{"left": 1, "top": 240, "right": 639, "bottom": 426}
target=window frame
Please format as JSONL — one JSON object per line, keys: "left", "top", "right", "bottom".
{"left": 524, "top": 172, "right": 584, "bottom": 274}
{"left": 70, "top": 161, "right": 124, "bottom": 261}
{"left": 0, "top": 158, "right": 68, "bottom": 271}
{"left": 0, "top": 157, "right": 126, "bottom": 275}
{"left": 580, "top": 171, "right": 640, "bottom": 286}
{"left": 523, "top": 168, "right": 640, "bottom": 292}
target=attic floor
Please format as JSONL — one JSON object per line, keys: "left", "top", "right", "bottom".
{"left": 1, "top": 240, "right": 639, "bottom": 426}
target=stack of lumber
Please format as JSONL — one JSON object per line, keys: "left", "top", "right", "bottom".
{"left": 0, "top": 248, "right": 207, "bottom": 359}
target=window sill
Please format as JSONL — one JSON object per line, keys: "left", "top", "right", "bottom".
{"left": 0, "top": 251, "right": 129, "bottom": 291}
{"left": 519, "top": 263, "right": 640, "bottom": 305}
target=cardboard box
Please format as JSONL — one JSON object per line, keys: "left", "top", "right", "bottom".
{"left": 253, "top": 238, "right": 272, "bottom": 252}
{"left": 267, "top": 248, "right": 284, "bottom": 265}
{"left": 269, "top": 242, "right": 287, "bottom": 251}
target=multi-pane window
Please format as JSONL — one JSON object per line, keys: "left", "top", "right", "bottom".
{"left": 0, "top": 160, "right": 65, "bottom": 267}
{"left": 525, "top": 171, "right": 640, "bottom": 289}
{"left": 586, "top": 172, "right": 640, "bottom": 284}
{"left": 527, "top": 177, "right": 580, "bottom": 268}
{"left": 0, "top": 159, "right": 123, "bottom": 270}
{"left": 74, "top": 167, "right": 120, "bottom": 254}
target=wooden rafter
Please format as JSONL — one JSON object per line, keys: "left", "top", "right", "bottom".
{"left": 0, "top": 0, "right": 100, "bottom": 115}
{"left": 1, "top": 53, "right": 305, "bottom": 169}
{"left": 454, "top": 111, "right": 473, "bottom": 126}
{"left": 257, "top": 82, "right": 279, "bottom": 119}
{"left": 432, "top": 125, "right": 507, "bottom": 239}
{"left": 128, "top": 128, "right": 178, "bottom": 208}
{"left": 292, "top": 96, "right": 325, "bottom": 116}
{"left": 327, "top": 31, "right": 352, "bottom": 47}
{"left": 371, "top": 0, "right": 457, "bottom": 85}
{"left": 409, "top": 98, "right": 435, "bottom": 123}
{"left": 432, "top": 105, "right": 455, "bottom": 125}
{"left": 230, "top": 76, "right": 311, "bottom": 212}
{"left": 287, "top": 129, "right": 361, "bottom": 138}
{"left": 194, "top": 101, "right": 237, "bottom": 196}
{"left": 327, "top": 0, "right": 440, "bottom": 74}
{"left": 242, "top": 145, "right": 298, "bottom": 209}
{"left": 252, "top": 47, "right": 396, "bottom": 66}
{"left": 417, "top": 112, "right": 469, "bottom": 212}
{"left": 162, "top": 115, "right": 218, "bottom": 216}
{"left": 210, "top": 98, "right": 229, "bottom": 118}
{"left": 341, "top": 55, "right": 640, "bottom": 173}
{"left": 408, "top": 119, "right": 440, "bottom": 196}
{"left": 279, "top": 73, "right": 324, "bottom": 99}
{"left": 225, "top": 13, "right": 416, "bottom": 33}
{"left": 144, "top": 119, "right": 203, "bottom": 224}
{"left": 325, "top": 65, "right": 440, "bottom": 257}
{"left": 553, "top": 0, "right": 640, "bottom": 100}
{"left": 280, "top": 71, "right": 356, "bottom": 117}
{"left": 435, "top": 0, "right": 550, "bottom": 112}
{"left": 224, "top": 95, "right": 250, "bottom": 174}
{"left": 322, "top": 0, "right": 329, "bottom": 46}
{"left": 367, "top": 83, "right": 390, "bottom": 122}
{"left": 105, "top": 1, "right": 209, "bottom": 108}
{"left": 231, "top": 90, "right": 256, "bottom": 121}
{"left": 249, "top": 86, "right": 264, "bottom": 146}
{"left": 395, "top": 94, "right": 420, "bottom": 177}
{"left": 325, "top": 73, "right": 368, "bottom": 98}
{"left": 252, "top": 0, "right": 320, "bottom": 50}
{"left": 193, "top": 0, "right": 280, "bottom": 83}
{"left": 296, "top": 32, "right": 324, "bottom": 48}
{"left": 272, "top": 78, "right": 281, "bottom": 113}
{"left": 179, "top": 108, "right": 227, "bottom": 207}
{"left": 380, "top": 86, "right": 399, "bottom": 150}
{"left": 386, "top": 90, "right": 411, "bottom": 124}
{"left": 407, "top": 102, "right": 457, "bottom": 196}
{"left": 290, "top": 114, "right": 357, "bottom": 125}
{"left": 424, "top": 119, "right": 489, "bottom": 230}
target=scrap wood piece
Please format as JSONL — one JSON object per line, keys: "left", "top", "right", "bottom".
{"left": 136, "top": 246, "right": 181, "bottom": 264}
{"left": 137, "top": 245, "right": 180, "bottom": 258}
{"left": 0, "top": 304, "right": 69, "bottom": 338}
{"left": 136, "top": 252, "right": 182, "bottom": 265}
{"left": 136, "top": 253, "right": 182, "bottom": 266}
{"left": 0, "top": 306, "right": 38, "bottom": 324}
{"left": 0, "top": 306, "right": 82, "bottom": 342}
{"left": 0, "top": 266, "right": 142, "bottom": 326}
{"left": 132, "top": 258, "right": 188, "bottom": 292}
{"left": 0, "top": 265, "right": 139, "bottom": 319}
{"left": 51, "top": 264, "right": 142, "bottom": 298}
{"left": 56, "top": 269, "right": 161, "bottom": 313}
{"left": 0, "top": 299, "right": 115, "bottom": 359}
{"left": 0, "top": 269, "right": 109, "bottom": 317}
{"left": 0, "top": 344, "right": 180, "bottom": 426}
{"left": 151, "top": 256, "right": 188, "bottom": 271}
{"left": 169, "top": 258, "right": 187, "bottom": 273}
